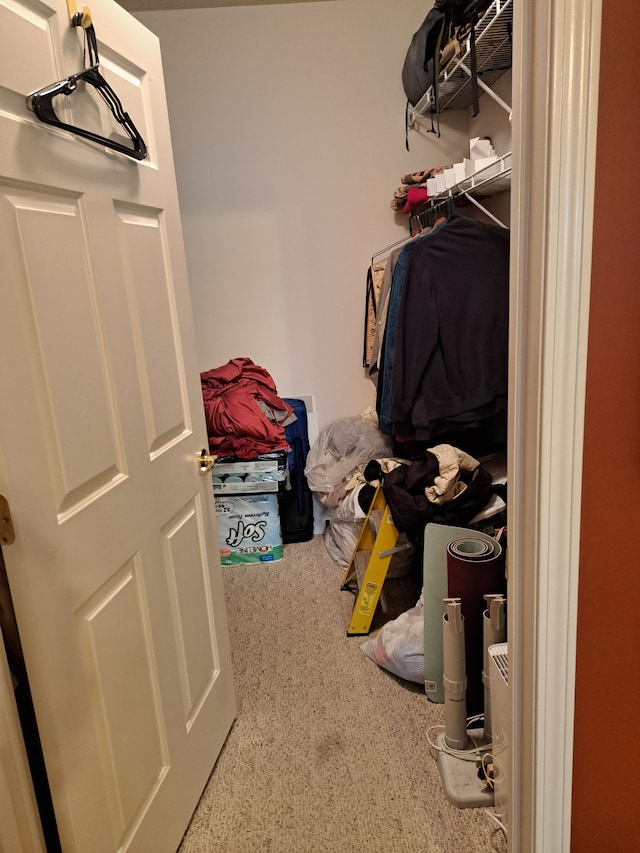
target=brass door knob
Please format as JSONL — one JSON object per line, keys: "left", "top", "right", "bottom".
{"left": 197, "top": 450, "right": 216, "bottom": 474}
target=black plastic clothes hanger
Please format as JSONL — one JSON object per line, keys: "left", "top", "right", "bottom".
{"left": 27, "top": 20, "right": 147, "bottom": 161}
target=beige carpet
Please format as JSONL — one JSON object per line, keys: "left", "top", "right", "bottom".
{"left": 178, "top": 535, "right": 507, "bottom": 853}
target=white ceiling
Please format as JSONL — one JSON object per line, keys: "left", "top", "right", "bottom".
{"left": 120, "top": 0, "right": 336, "bottom": 13}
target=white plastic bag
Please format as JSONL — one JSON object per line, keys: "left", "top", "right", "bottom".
{"left": 359, "top": 594, "right": 424, "bottom": 684}
{"left": 322, "top": 487, "right": 366, "bottom": 567}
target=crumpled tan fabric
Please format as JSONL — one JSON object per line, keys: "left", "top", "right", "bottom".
{"left": 425, "top": 444, "right": 480, "bottom": 505}
{"left": 401, "top": 169, "right": 433, "bottom": 185}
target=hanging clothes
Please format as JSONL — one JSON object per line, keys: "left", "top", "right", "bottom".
{"left": 368, "top": 220, "right": 444, "bottom": 387}
{"left": 376, "top": 219, "right": 448, "bottom": 434}
{"left": 368, "top": 244, "right": 403, "bottom": 385}
{"left": 363, "top": 259, "right": 386, "bottom": 369}
{"left": 382, "top": 213, "right": 510, "bottom": 444}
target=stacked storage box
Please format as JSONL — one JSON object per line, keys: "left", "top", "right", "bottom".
{"left": 212, "top": 452, "right": 286, "bottom": 565}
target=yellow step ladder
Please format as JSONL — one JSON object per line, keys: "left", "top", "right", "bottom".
{"left": 341, "top": 484, "right": 403, "bottom": 636}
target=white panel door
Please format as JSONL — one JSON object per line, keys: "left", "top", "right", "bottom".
{"left": 0, "top": 2, "right": 236, "bottom": 851}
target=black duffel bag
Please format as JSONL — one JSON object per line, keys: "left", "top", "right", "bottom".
{"left": 401, "top": 6, "right": 449, "bottom": 108}
{"left": 401, "top": 1, "right": 493, "bottom": 145}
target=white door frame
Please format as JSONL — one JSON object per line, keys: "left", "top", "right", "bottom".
{"left": 509, "top": 1, "right": 602, "bottom": 851}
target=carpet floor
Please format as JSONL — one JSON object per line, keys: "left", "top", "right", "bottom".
{"left": 178, "top": 535, "right": 507, "bottom": 853}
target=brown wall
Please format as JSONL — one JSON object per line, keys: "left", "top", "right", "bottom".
{"left": 571, "top": 3, "right": 640, "bottom": 851}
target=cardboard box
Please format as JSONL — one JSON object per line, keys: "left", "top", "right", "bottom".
{"left": 214, "top": 492, "right": 283, "bottom": 565}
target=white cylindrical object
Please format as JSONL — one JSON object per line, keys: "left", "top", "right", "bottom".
{"left": 443, "top": 598, "right": 468, "bottom": 750}
{"left": 482, "top": 595, "right": 506, "bottom": 740}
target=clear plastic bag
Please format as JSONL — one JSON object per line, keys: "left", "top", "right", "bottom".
{"left": 304, "top": 415, "right": 393, "bottom": 495}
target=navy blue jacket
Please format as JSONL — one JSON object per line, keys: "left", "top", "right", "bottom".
{"left": 390, "top": 213, "right": 510, "bottom": 441}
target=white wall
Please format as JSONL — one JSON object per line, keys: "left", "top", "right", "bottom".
{"left": 136, "top": 0, "right": 507, "bottom": 430}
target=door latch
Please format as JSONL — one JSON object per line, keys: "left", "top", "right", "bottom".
{"left": 197, "top": 450, "right": 217, "bottom": 474}
{"left": 0, "top": 496, "right": 15, "bottom": 545}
